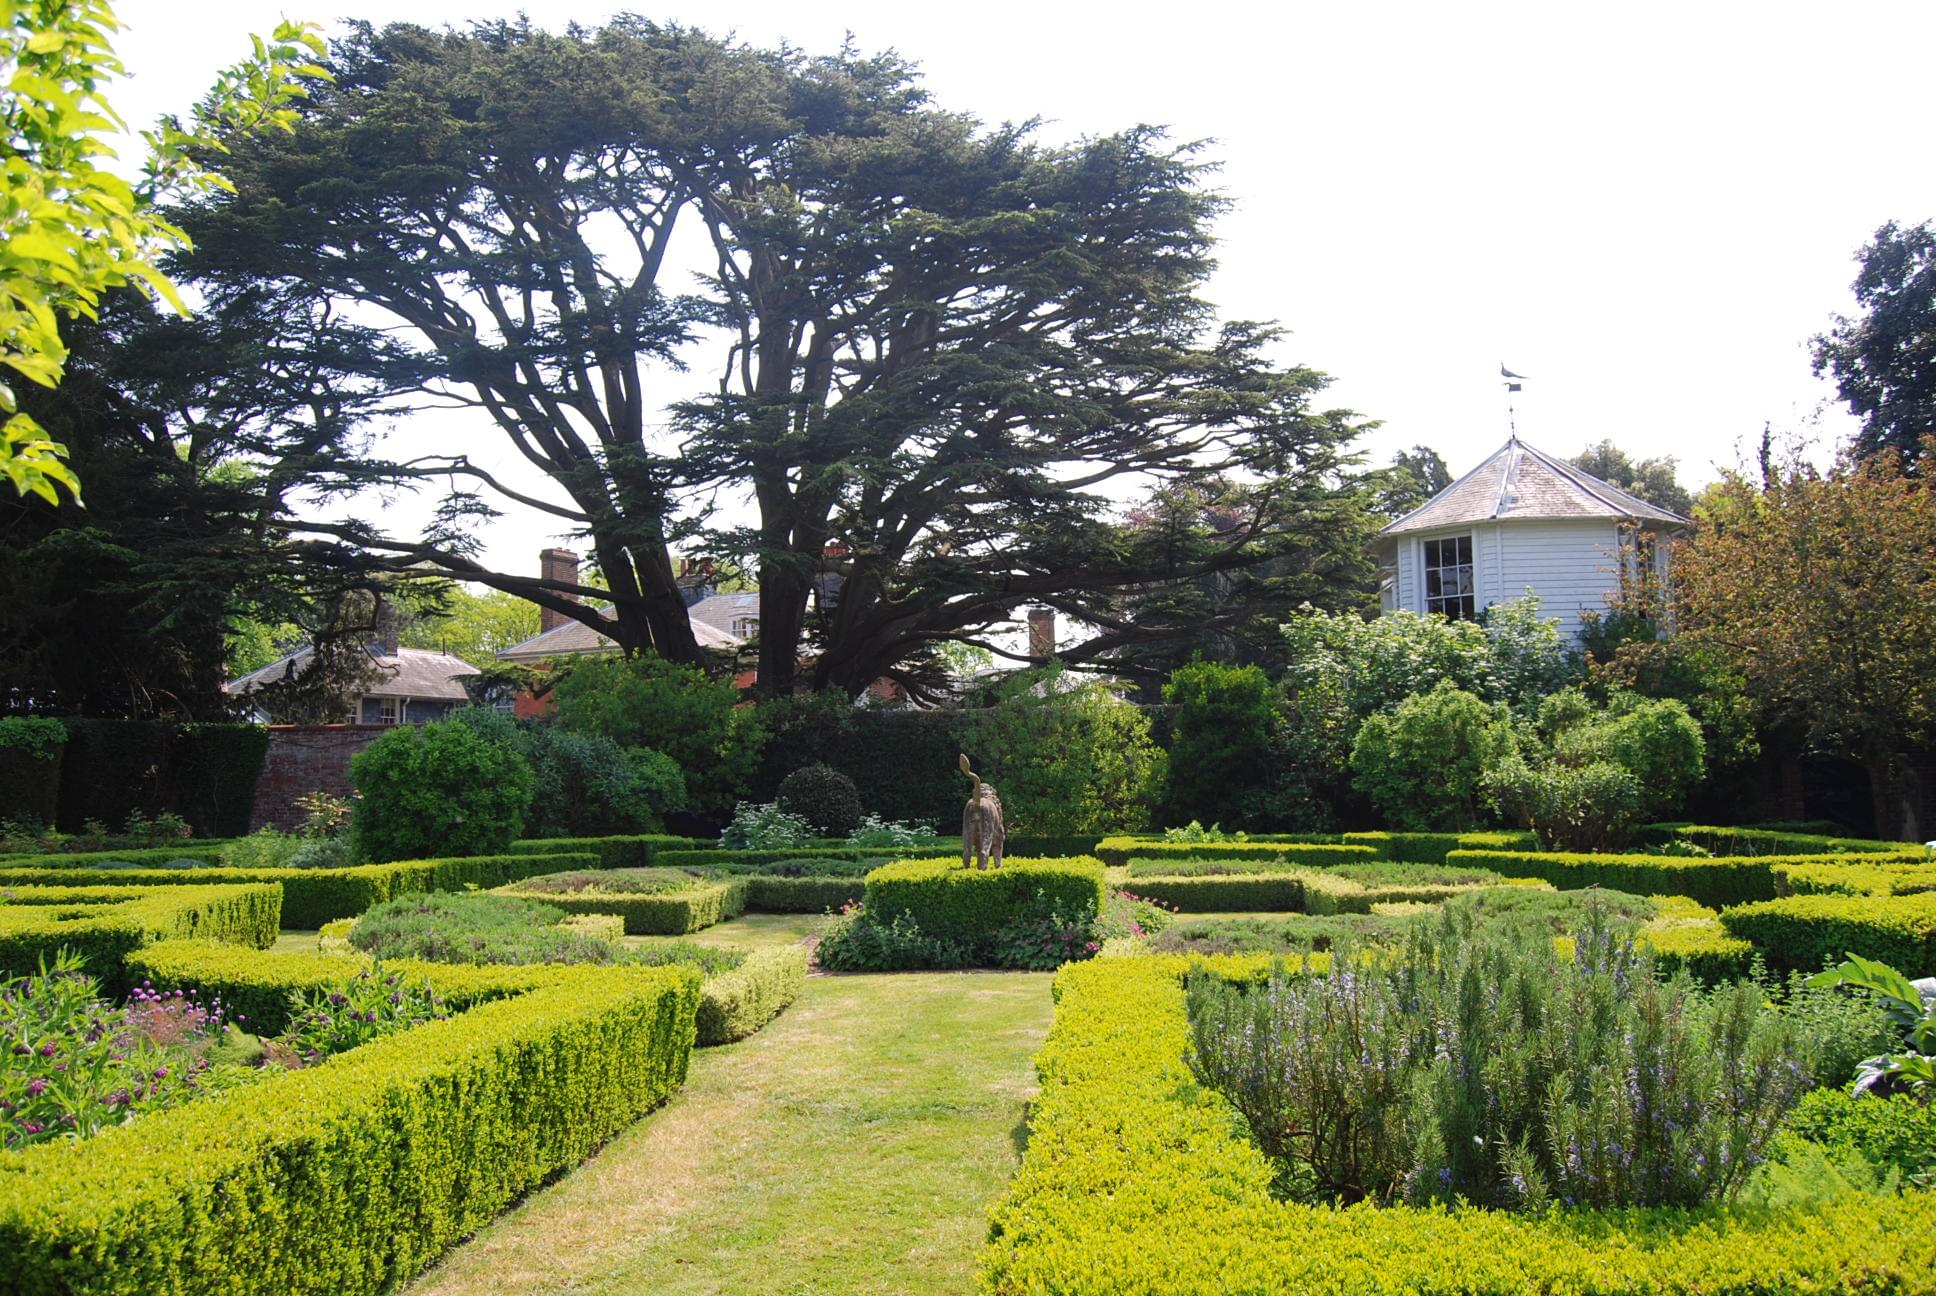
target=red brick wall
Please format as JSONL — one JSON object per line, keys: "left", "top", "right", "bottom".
{"left": 248, "top": 725, "right": 387, "bottom": 831}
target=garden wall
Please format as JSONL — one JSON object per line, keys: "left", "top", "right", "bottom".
{"left": 247, "top": 724, "right": 387, "bottom": 831}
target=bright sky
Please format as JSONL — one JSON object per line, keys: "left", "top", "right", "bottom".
{"left": 113, "top": 0, "right": 1936, "bottom": 580}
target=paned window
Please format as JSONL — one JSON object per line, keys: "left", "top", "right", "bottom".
{"left": 1422, "top": 535, "right": 1476, "bottom": 620}
{"left": 377, "top": 697, "right": 401, "bottom": 725}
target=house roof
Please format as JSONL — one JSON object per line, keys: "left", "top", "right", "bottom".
{"left": 1381, "top": 437, "right": 1689, "bottom": 537}
{"left": 494, "top": 607, "right": 740, "bottom": 664}
{"left": 688, "top": 592, "right": 761, "bottom": 637}
{"left": 225, "top": 645, "right": 481, "bottom": 701}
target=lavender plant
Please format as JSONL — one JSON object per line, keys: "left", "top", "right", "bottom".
{"left": 1186, "top": 903, "right": 1809, "bottom": 1211}
{"left": 281, "top": 965, "right": 446, "bottom": 1065}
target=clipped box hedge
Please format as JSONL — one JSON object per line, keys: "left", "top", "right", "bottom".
{"left": 1094, "top": 838, "right": 1377, "bottom": 868}
{"left": 506, "top": 833, "right": 697, "bottom": 869}
{"left": 0, "top": 955, "right": 698, "bottom": 1296}
{"left": 0, "top": 883, "right": 279, "bottom": 986}
{"left": 742, "top": 875, "right": 865, "bottom": 913}
{"left": 0, "top": 843, "right": 235, "bottom": 869}
{"left": 1638, "top": 896, "right": 1756, "bottom": 981}
{"left": 657, "top": 845, "right": 956, "bottom": 872}
{"left": 1642, "top": 822, "right": 1918, "bottom": 857}
{"left": 696, "top": 945, "right": 809, "bottom": 1046}
{"left": 0, "top": 850, "right": 598, "bottom": 929}
{"left": 1119, "top": 874, "right": 1307, "bottom": 913}
{"left": 979, "top": 955, "right": 1936, "bottom": 1296}
{"left": 1720, "top": 891, "right": 1936, "bottom": 976}
{"left": 1340, "top": 830, "right": 1536, "bottom": 863}
{"left": 1444, "top": 847, "right": 1927, "bottom": 910}
{"left": 494, "top": 878, "right": 749, "bottom": 935}
{"left": 1776, "top": 861, "right": 1936, "bottom": 898}
{"left": 862, "top": 856, "right": 1108, "bottom": 949}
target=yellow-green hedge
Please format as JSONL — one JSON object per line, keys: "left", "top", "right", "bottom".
{"left": 1095, "top": 838, "right": 1376, "bottom": 868}
{"left": 1721, "top": 891, "right": 1936, "bottom": 976}
{"left": 1445, "top": 847, "right": 1925, "bottom": 909}
{"left": 0, "top": 883, "right": 279, "bottom": 986}
{"left": 0, "top": 957, "right": 698, "bottom": 1296}
{"left": 1638, "top": 896, "right": 1756, "bottom": 981}
{"left": 506, "top": 833, "right": 697, "bottom": 868}
{"left": 1776, "top": 861, "right": 1936, "bottom": 898}
{"left": 696, "top": 945, "right": 808, "bottom": 1045}
{"left": 493, "top": 878, "right": 748, "bottom": 934}
{"left": 979, "top": 956, "right": 1936, "bottom": 1295}
{"left": 0, "top": 851, "right": 599, "bottom": 928}
{"left": 862, "top": 856, "right": 1107, "bottom": 950}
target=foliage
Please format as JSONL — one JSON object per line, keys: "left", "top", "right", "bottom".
{"left": 349, "top": 718, "right": 534, "bottom": 862}
{"left": 551, "top": 653, "right": 758, "bottom": 815}
{"left": 1373, "top": 445, "right": 1452, "bottom": 520}
{"left": 293, "top": 790, "right": 352, "bottom": 839}
{"left": 1721, "top": 892, "right": 1936, "bottom": 977}
{"left": 1675, "top": 441, "right": 1936, "bottom": 839}
{"left": 693, "top": 946, "right": 807, "bottom": 1046}
{"left": 504, "top": 867, "right": 703, "bottom": 896}
{"left": 1482, "top": 757, "right": 1645, "bottom": 854}
{"left": 0, "top": 961, "right": 699, "bottom": 1296}
{"left": 1162, "top": 820, "right": 1247, "bottom": 843}
{"left": 1553, "top": 695, "right": 1706, "bottom": 818}
{"left": 451, "top": 708, "right": 684, "bottom": 838}
{"left": 397, "top": 584, "right": 540, "bottom": 671}
{"left": 1778, "top": 1087, "right": 1936, "bottom": 1190}
{"left": 814, "top": 904, "right": 973, "bottom": 973}
{"left": 1776, "top": 968, "right": 1902, "bottom": 1089}
{"left": 1148, "top": 912, "right": 1411, "bottom": 957}
{"left": 0, "top": 717, "right": 64, "bottom": 824}
{"left": 1186, "top": 906, "right": 1808, "bottom": 1209}
{"left": 1812, "top": 220, "right": 1936, "bottom": 469}
{"left": 348, "top": 893, "right": 618, "bottom": 968}
{"left": 2, "top": 952, "right": 242, "bottom": 1148}
{"left": 1805, "top": 952, "right": 1936, "bottom": 1098}
{"left": 989, "top": 893, "right": 1104, "bottom": 971}
{"left": 280, "top": 963, "right": 445, "bottom": 1066}
{"left": 845, "top": 814, "right": 938, "bottom": 850}
{"left": 1098, "top": 889, "right": 1179, "bottom": 941}
{"left": 775, "top": 763, "right": 864, "bottom": 838}
{"left": 217, "top": 827, "right": 302, "bottom": 870}
{"left": 719, "top": 802, "right": 814, "bottom": 851}
{"left": 495, "top": 877, "right": 748, "bottom": 936}
{"left": 961, "top": 666, "right": 1165, "bottom": 834}
{"left": 1567, "top": 440, "right": 1694, "bottom": 515}
{"left": 0, "top": 881, "right": 282, "bottom": 985}
{"left": 1349, "top": 683, "right": 1518, "bottom": 830}
{"left": 1, "top": 0, "right": 326, "bottom": 503}
{"left": 1160, "top": 660, "right": 1278, "bottom": 828}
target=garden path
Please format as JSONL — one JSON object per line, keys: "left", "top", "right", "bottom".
{"left": 404, "top": 968, "right": 1053, "bottom": 1296}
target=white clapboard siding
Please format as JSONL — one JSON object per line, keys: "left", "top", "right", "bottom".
{"left": 1392, "top": 520, "right": 1624, "bottom": 643}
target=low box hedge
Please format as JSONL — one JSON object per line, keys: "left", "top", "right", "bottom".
{"left": 1120, "top": 874, "right": 1309, "bottom": 913}
{"left": 0, "top": 843, "right": 235, "bottom": 869}
{"left": 1094, "top": 838, "right": 1378, "bottom": 868}
{"left": 0, "top": 883, "right": 280, "bottom": 986}
{"left": 1776, "top": 861, "right": 1936, "bottom": 898}
{"left": 696, "top": 945, "right": 808, "bottom": 1046}
{"left": 978, "top": 955, "right": 1936, "bottom": 1296}
{"left": 506, "top": 834, "right": 697, "bottom": 868}
{"left": 657, "top": 845, "right": 956, "bottom": 872}
{"left": 862, "top": 857, "right": 1108, "bottom": 949}
{"left": 1340, "top": 830, "right": 1536, "bottom": 863}
{"left": 741, "top": 875, "right": 865, "bottom": 913}
{"left": 1445, "top": 847, "right": 1927, "bottom": 910}
{"left": 0, "top": 954, "right": 698, "bottom": 1296}
{"left": 0, "top": 851, "right": 598, "bottom": 929}
{"left": 494, "top": 878, "right": 749, "bottom": 935}
{"left": 1638, "top": 896, "right": 1756, "bottom": 981}
{"left": 1641, "top": 823, "right": 1918, "bottom": 857}
{"left": 1720, "top": 891, "right": 1936, "bottom": 976}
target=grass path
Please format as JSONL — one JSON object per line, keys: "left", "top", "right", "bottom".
{"left": 404, "top": 970, "right": 1054, "bottom": 1296}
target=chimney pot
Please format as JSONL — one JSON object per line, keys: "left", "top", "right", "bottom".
{"left": 1027, "top": 607, "right": 1056, "bottom": 659}
{"left": 539, "top": 548, "right": 580, "bottom": 632}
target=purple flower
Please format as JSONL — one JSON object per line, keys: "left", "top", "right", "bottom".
{"left": 24, "top": 1078, "right": 46, "bottom": 1098}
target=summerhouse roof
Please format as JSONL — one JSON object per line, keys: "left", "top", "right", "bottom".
{"left": 1381, "top": 437, "right": 1689, "bottom": 537}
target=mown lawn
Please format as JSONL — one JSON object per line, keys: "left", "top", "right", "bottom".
{"left": 627, "top": 911, "right": 828, "bottom": 954}
{"left": 404, "top": 970, "right": 1054, "bottom": 1296}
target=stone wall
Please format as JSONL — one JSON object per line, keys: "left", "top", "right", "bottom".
{"left": 248, "top": 725, "right": 386, "bottom": 831}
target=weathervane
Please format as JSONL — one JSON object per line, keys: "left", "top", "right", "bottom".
{"left": 1500, "top": 363, "right": 1528, "bottom": 440}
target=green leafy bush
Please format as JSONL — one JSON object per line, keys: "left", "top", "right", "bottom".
{"left": 775, "top": 763, "right": 864, "bottom": 837}
{"left": 1778, "top": 1088, "right": 1936, "bottom": 1189}
{"left": 551, "top": 652, "right": 760, "bottom": 814}
{"left": 452, "top": 708, "right": 686, "bottom": 837}
{"left": 1148, "top": 912, "right": 1412, "bottom": 957}
{"left": 719, "top": 801, "right": 814, "bottom": 850}
{"left": 815, "top": 904, "right": 972, "bottom": 972}
{"left": 0, "top": 717, "right": 65, "bottom": 826}
{"left": 217, "top": 827, "right": 304, "bottom": 870}
{"left": 861, "top": 857, "right": 1107, "bottom": 956}
{"left": 961, "top": 665, "right": 1165, "bottom": 834}
{"left": 1095, "top": 838, "right": 1375, "bottom": 867}
{"left": 1556, "top": 696, "right": 1706, "bottom": 818}
{"left": 348, "top": 893, "right": 620, "bottom": 966}
{"left": 494, "top": 877, "right": 748, "bottom": 935}
{"left": 1483, "top": 756, "right": 1644, "bottom": 853}
{"left": 0, "top": 883, "right": 281, "bottom": 986}
{"left": 1160, "top": 660, "right": 1278, "bottom": 830}
{"left": 1349, "top": 683, "right": 1518, "bottom": 830}
{"left": 350, "top": 719, "right": 535, "bottom": 862}
{"left": 281, "top": 964, "right": 447, "bottom": 1064}
{"left": 845, "top": 814, "right": 939, "bottom": 850}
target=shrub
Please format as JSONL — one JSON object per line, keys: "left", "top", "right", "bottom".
{"left": 990, "top": 892, "right": 1104, "bottom": 970}
{"left": 815, "top": 904, "right": 973, "bottom": 972}
{"left": 280, "top": 964, "right": 447, "bottom": 1064}
{"left": 551, "top": 652, "right": 760, "bottom": 814}
{"left": 1094, "top": 838, "right": 1376, "bottom": 867}
{"left": 961, "top": 665, "right": 1165, "bottom": 835}
{"left": 494, "top": 878, "right": 748, "bottom": 935}
{"left": 505, "top": 833, "right": 695, "bottom": 869}
{"left": 694, "top": 946, "right": 807, "bottom": 1045}
{"left": 1349, "top": 683, "right": 1517, "bottom": 830}
{"left": 741, "top": 875, "right": 865, "bottom": 913}
{"left": 1483, "top": 756, "right": 1645, "bottom": 853}
{"left": 350, "top": 719, "right": 535, "bottom": 862}
{"left": 775, "top": 763, "right": 865, "bottom": 838}
{"left": 52, "top": 720, "right": 268, "bottom": 838}
{"left": 1444, "top": 847, "right": 1879, "bottom": 910}
{"left": 450, "top": 708, "right": 685, "bottom": 837}
{"left": 1147, "top": 913, "right": 1412, "bottom": 957}
{"left": 1779, "top": 1088, "right": 1936, "bottom": 1189}
{"left": 1160, "top": 660, "right": 1277, "bottom": 829}
{"left": 0, "top": 718, "right": 65, "bottom": 826}
{"left": 979, "top": 956, "right": 1936, "bottom": 1296}
{"left": 1557, "top": 696, "right": 1706, "bottom": 819}
{"left": 217, "top": 827, "right": 304, "bottom": 870}
{"left": 0, "top": 884, "right": 281, "bottom": 987}
{"left": 1119, "top": 873, "right": 1309, "bottom": 913}
{"left": 1721, "top": 892, "right": 1936, "bottom": 976}
{"left": 845, "top": 814, "right": 938, "bottom": 850}
{"left": 348, "top": 893, "right": 620, "bottom": 966}
{"left": 861, "top": 857, "right": 1107, "bottom": 956}
{"left": 0, "top": 959, "right": 698, "bottom": 1296}
{"left": 718, "top": 801, "right": 814, "bottom": 850}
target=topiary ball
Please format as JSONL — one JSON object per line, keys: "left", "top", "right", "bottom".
{"left": 775, "top": 763, "right": 864, "bottom": 838}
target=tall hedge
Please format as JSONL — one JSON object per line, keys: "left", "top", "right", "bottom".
{"left": 49, "top": 719, "right": 268, "bottom": 837}
{"left": 0, "top": 717, "right": 66, "bottom": 825}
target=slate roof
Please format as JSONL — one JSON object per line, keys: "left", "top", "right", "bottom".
{"left": 1381, "top": 437, "right": 1689, "bottom": 537}
{"left": 225, "top": 646, "right": 481, "bottom": 700}
{"left": 494, "top": 606, "right": 740, "bottom": 663}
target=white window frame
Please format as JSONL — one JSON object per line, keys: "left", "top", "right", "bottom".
{"left": 377, "top": 697, "right": 401, "bottom": 726}
{"left": 1420, "top": 533, "right": 1477, "bottom": 620}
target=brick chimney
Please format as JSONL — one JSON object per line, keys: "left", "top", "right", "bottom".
{"left": 1027, "top": 607, "right": 1056, "bottom": 659}
{"left": 373, "top": 596, "right": 400, "bottom": 658}
{"left": 539, "top": 548, "right": 579, "bottom": 632}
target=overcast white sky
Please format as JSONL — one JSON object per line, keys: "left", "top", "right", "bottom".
{"left": 112, "top": 0, "right": 1936, "bottom": 579}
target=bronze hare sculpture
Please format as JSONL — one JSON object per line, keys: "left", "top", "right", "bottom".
{"left": 959, "top": 753, "right": 1005, "bottom": 870}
